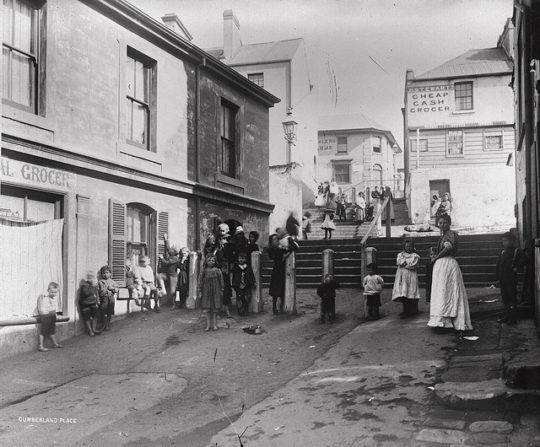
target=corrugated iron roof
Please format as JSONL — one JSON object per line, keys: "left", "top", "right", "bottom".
{"left": 208, "top": 38, "right": 303, "bottom": 65}
{"left": 416, "top": 47, "right": 512, "bottom": 80}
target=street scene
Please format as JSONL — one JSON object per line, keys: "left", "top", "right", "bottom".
{"left": 1, "top": 0, "right": 540, "bottom": 446}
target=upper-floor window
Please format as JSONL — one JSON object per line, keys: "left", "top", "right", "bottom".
{"left": 221, "top": 99, "right": 237, "bottom": 178}
{"left": 248, "top": 73, "right": 264, "bottom": 88}
{"left": 373, "top": 136, "right": 382, "bottom": 153}
{"left": 410, "top": 138, "right": 428, "bottom": 152}
{"left": 126, "top": 48, "right": 156, "bottom": 151}
{"left": 447, "top": 130, "right": 464, "bottom": 156}
{"left": 454, "top": 81, "right": 473, "bottom": 111}
{"left": 337, "top": 136, "right": 348, "bottom": 153}
{"left": 2, "top": 0, "right": 43, "bottom": 113}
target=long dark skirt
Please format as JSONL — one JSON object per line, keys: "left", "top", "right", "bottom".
{"left": 269, "top": 263, "right": 286, "bottom": 298}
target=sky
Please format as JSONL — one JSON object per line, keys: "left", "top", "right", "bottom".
{"left": 129, "top": 0, "right": 513, "bottom": 146}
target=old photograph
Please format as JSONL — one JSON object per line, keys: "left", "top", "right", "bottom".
{"left": 1, "top": 0, "right": 540, "bottom": 445}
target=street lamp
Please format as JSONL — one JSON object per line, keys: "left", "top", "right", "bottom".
{"left": 282, "top": 107, "right": 297, "bottom": 146}
{"left": 282, "top": 107, "right": 297, "bottom": 165}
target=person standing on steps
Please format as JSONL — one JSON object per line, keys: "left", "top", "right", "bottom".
{"left": 321, "top": 213, "right": 336, "bottom": 240}
{"left": 355, "top": 192, "right": 366, "bottom": 224}
{"left": 427, "top": 214, "right": 472, "bottom": 332}
{"left": 435, "top": 192, "right": 452, "bottom": 227}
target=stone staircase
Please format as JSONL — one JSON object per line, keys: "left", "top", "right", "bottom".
{"left": 261, "top": 232, "right": 503, "bottom": 289}
{"left": 262, "top": 238, "right": 363, "bottom": 288}
{"left": 389, "top": 197, "right": 410, "bottom": 226}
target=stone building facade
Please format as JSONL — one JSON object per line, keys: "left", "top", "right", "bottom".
{"left": 317, "top": 114, "right": 401, "bottom": 201}
{"left": 0, "top": 0, "right": 277, "bottom": 356}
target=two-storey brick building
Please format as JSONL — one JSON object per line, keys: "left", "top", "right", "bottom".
{"left": 404, "top": 29, "right": 516, "bottom": 228}
{"left": 0, "top": 0, "right": 278, "bottom": 356}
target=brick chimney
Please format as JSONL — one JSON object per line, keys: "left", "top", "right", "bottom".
{"left": 223, "top": 10, "right": 241, "bottom": 60}
{"left": 161, "top": 13, "right": 193, "bottom": 41}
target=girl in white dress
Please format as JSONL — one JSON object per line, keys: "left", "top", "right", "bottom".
{"left": 392, "top": 238, "right": 421, "bottom": 318}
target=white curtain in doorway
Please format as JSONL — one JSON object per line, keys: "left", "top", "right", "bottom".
{"left": 0, "top": 218, "right": 64, "bottom": 317}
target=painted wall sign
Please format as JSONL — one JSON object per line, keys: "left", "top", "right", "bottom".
{"left": 318, "top": 136, "right": 336, "bottom": 152}
{"left": 1, "top": 157, "right": 75, "bottom": 192}
{"left": 407, "top": 85, "right": 451, "bottom": 114}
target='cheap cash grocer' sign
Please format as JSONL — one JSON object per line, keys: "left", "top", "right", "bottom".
{"left": 407, "top": 85, "right": 451, "bottom": 114}
{"left": 1, "top": 157, "right": 75, "bottom": 192}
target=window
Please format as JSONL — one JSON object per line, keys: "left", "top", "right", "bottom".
{"left": 337, "top": 136, "right": 348, "bottom": 153}
{"left": 2, "top": 0, "right": 43, "bottom": 113}
{"left": 0, "top": 185, "right": 62, "bottom": 222}
{"left": 484, "top": 130, "right": 503, "bottom": 151}
{"left": 373, "top": 136, "right": 382, "bottom": 153}
{"left": 221, "top": 99, "right": 237, "bottom": 177}
{"left": 372, "top": 164, "right": 383, "bottom": 185}
{"left": 409, "top": 138, "right": 428, "bottom": 152}
{"left": 248, "top": 72, "right": 264, "bottom": 88}
{"left": 447, "top": 130, "right": 464, "bottom": 156}
{"left": 109, "top": 199, "right": 168, "bottom": 286}
{"left": 333, "top": 163, "right": 350, "bottom": 184}
{"left": 126, "top": 48, "right": 156, "bottom": 150}
{"left": 454, "top": 81, "right": 473, "bottom": 111}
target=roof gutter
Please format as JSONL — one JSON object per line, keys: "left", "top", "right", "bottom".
{"left": 413, "top": 71, "right": 513, "bottom": 82}
{"left": 80, "top": 0, "right": 280, "bottom": 108}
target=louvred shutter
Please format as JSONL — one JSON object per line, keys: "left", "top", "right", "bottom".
{"left": 157, "top": 211, "right": 169, "bottom": 258}
{"left": 108, "top": 199, "right": 127, "bottom": 287}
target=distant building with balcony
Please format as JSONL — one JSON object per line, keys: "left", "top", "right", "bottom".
{"left": 403, "top": 26, "right": 515, "bottom": 227}
{"left": 317, "top": 114, "right": 401, "bottom": 200}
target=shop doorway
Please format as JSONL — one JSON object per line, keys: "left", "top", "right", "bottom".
{"left": 429, "top": 179, "right": 450, "bottom": 218}
{"left": 0, "top": 185, "right": 65, "bottom": 316}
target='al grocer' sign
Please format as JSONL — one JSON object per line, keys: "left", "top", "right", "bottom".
{"left": 1, "top": 157, "right": 75, "bottom": 192}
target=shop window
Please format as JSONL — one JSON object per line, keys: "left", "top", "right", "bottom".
{"left": 373, "top": 136, "right": 382, "bottom": 153}
{"left": 0, "top": 185, "right": 61, "bottom": 221}
{"left": 108, "top": 199, "right": 168, "bottom": 286}
{"left": 410, "top": 138, "right": 428, "bottom": 152}
{"left": 447, "top": 130, "right": 464, "bottom": 157}
{"left": 126, "top": 47, "right": 156, "bottom": 151}
{"left": 454, "top": 81, "right": 473, "bottom": 111}
{"left": 333, "top": 163, "right": 350, "bottom": 184}
{"left": 247, "top": 72, "right": 264, "bottom": 88}
{"left": 221, "top": 99, "right": 238, "bottom": 178}
{"left": 2, "top": 0, "right": 45, "bottom": 114}
{"left": 337, "top": 136, "right": 348, "bottom": 153}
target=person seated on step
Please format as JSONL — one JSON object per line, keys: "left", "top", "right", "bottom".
{"left": 135, "top": 256, "right": 160, "bottom": 312}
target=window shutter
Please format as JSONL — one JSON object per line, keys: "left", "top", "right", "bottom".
{"left": 108, "top": 199, "right": 127, "bottom": 287}
{"left": 157, "top": 211, "right": 169, "bottom": 258}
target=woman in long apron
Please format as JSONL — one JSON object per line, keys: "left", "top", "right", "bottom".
{"left": 427, "top": 214, "right": 472, "bottom": 332}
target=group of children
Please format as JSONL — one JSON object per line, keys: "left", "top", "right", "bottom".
{"left": 199, "top": 225, "right": 260, "bottom": 331}
{"left": 316, "top": 232, "right": 527, "bottom": 326}
{"left": 38, "top": 228, "right": 526, "bottom": 349}
{"left": 78, "top": 266, "right": 119, "bottom": 337}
